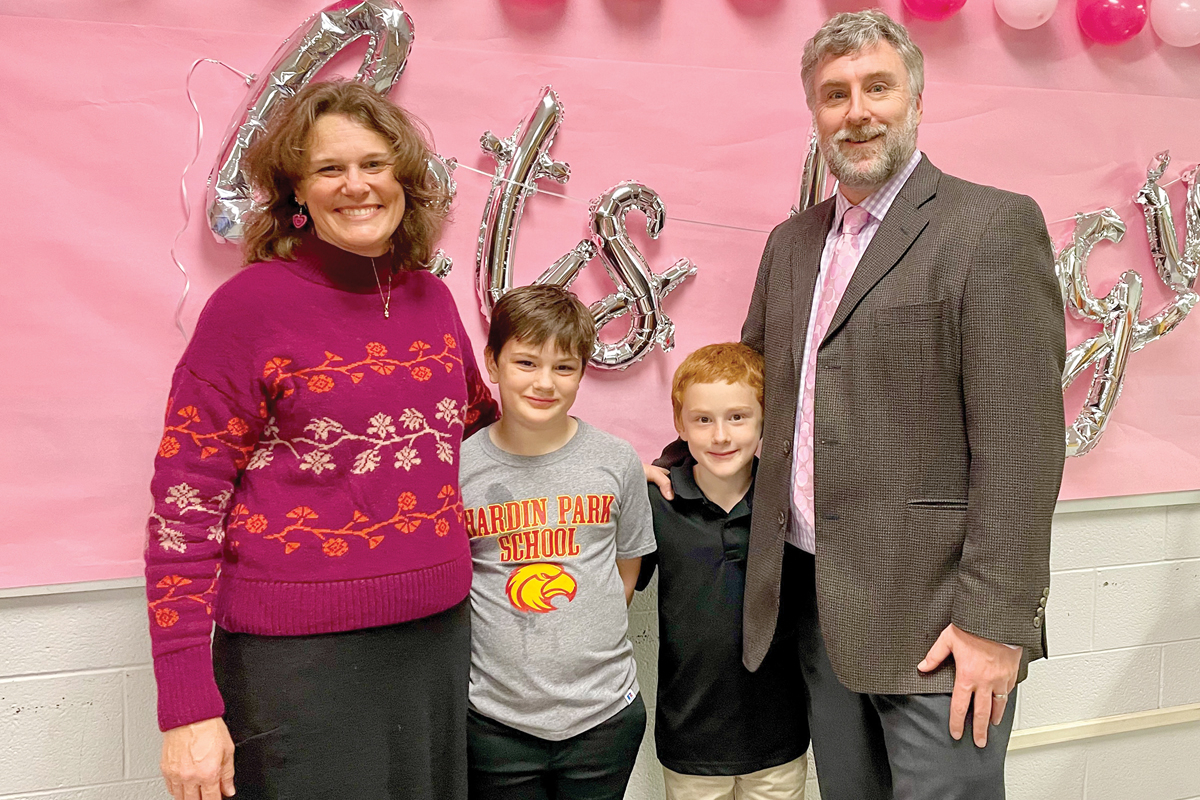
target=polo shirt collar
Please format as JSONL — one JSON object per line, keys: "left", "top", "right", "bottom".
{"left": 668, "top": 455, "right": 757, "bottom": 519}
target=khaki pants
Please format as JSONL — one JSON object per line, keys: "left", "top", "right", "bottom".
{"left": 662, "top": 756, "right": 808, "bottom": 800}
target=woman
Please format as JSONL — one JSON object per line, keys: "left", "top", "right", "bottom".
{"left": 145, "top": 80, "right": 498, "bottom": 800}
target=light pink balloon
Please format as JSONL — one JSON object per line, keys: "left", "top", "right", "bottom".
{"left": 1076, "top": 0, "right": 1148, "bottom": 44}
{"left": 902, "top": 0, "right": 968, "bottom": 21}
{"left": 994, "top": 0, "right": 1058, "bottom": 29}
{"left": 1150, "top": 0, "right": 1200, "bottom": 47}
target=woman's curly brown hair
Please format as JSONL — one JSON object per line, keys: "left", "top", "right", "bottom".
{"left": 240, "top": 80, "right": 448, "bottom": 269}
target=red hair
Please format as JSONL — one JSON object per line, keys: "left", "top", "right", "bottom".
{"left": 671, "top": 343, "right": 764, "bottom": 427}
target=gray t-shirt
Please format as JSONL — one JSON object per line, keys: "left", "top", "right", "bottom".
{"left": 461, "top": 419, "right": 657, "bottom": 740}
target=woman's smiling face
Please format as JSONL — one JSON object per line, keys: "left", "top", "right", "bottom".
{"left": 294, "top": 113, "right": 406, "bottom": 257}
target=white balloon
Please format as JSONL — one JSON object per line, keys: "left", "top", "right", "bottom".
{"left": 994, "top": 0, "right": 1058, "bottom": 30}
{"left": 1151, "top": 0, "right": 1200, "bottom": 48}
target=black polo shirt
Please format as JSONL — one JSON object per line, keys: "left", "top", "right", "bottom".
{"left": 639, "top": 456, "right": 808, "bottom": 776}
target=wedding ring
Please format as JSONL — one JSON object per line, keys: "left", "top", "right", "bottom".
{"left": 994, "top": 692, "right": 1009, "bottom": 700}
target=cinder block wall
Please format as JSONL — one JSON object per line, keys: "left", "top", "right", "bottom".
{"left": 1, "top": 503, "right": 1197, "bottom": 800}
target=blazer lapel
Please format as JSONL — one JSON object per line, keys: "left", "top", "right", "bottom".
{"left": 823, "top": 156, "right": 940, "bottom": 342}
{"left": 792, "top": 199, "right": 837, "bottom": 377}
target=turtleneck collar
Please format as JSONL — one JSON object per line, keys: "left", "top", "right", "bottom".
{"left": 283, "top": 233, "right": 406, "bottom": 293}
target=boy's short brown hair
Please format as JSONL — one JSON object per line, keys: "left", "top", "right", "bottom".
{"left": 671, "top": 343, "right": 765, "bottom": 427}
{"left": 486, "top": 286, "right": 597, "bottom": 368}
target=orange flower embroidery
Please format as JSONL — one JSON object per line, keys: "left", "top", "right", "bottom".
{"left": 147, "top": 569, "right": 218, "bottom": 626}
{"left": 155, "top": 608, "right": 180, "bottom": 627}
{"left": 263, "top": 357, "right": 292, "bottom": 378}
{"left": 307, "top": 374, "right": 335, "bottom": 393}
{"left": 245, "top": 514, "right": 269, "bottom": 534}
{"left": 158, "top": 400, "right": 254, "bottom": 463}
{"left": 396, "top": 518, "right": 422, "bottom": 534}
{"left": 264, "top": 338, "right": 462, "bottom": 396}
{"left": 323, "top": 538, "right": 350, "bottom": 557}
{"left": 259, "top": 491, "right": 457, "bottom": 552}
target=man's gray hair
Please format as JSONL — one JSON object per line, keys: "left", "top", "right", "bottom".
{"left": 801, "top": 10, "right": 925, "bottom": 109}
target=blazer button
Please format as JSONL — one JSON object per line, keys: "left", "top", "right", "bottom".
{"left": 1039, "top": 597, "right": 1048, "bottom": 608}
{"left": 778, "top": 511, "right": 787, "bottom": 528}
{"left": 1034, "top": 616, "right": 1043, "bottom": 628}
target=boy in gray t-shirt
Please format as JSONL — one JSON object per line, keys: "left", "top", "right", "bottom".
{"left": 461, "top": 286, "right": 655, "bottom": 800}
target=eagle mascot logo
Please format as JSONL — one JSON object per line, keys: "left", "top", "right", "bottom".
{"left": 505, "top": 563, "right": 578, "bottom": 613}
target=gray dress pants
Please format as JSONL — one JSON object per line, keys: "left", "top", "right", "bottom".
{"left": 783, "top": 546, "right": 1016, "bottom": 800}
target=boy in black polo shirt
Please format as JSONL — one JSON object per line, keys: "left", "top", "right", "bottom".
{"left": 638, "top": 343, "right": 808, "bottom": 799}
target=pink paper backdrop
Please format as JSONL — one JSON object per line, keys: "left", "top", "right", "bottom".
{"left": 1, "top": 0, "right": 1197, "bottom": 588}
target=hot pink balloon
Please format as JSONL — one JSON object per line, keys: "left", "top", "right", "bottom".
{"left": 1076, "top": 0, "right": 1148, "bottom": 44}
{"left": 902, "top": 0, "right": 968, "bottom": 21}
{"left": 994, "top": 0, "right": 1058, "bottom": 29}
{"left": 1150, "top": 0, "right": 1200, "bottom": 47}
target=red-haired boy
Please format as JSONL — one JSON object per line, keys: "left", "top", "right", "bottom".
{"left": 638, "top": 343, "right": 809, "bottom": 799}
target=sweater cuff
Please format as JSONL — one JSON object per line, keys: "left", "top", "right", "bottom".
{"left": 153, "top": 644, "right": 225, "bottom": 732}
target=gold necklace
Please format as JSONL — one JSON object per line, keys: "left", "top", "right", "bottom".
{"left": 371, "top": 257, "right": 392, "bottom": 319}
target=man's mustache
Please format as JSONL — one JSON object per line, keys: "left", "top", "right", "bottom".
{"left": 833, "top": 124, "right": 888, "bottom": 144}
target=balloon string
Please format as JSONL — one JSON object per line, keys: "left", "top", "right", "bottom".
{"left": 456, "top": 158, "right": 1193, "bottom": 237}
{"left": 1047, "top": 174, "right": 1186, "bottom": 227}
{"left": 171, "top": 58, "right": 253, "bottom": 341}
{"left": 453, "top": 162, "right": 773, "bottom": 234}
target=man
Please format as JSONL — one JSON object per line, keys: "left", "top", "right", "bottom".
{"left": 653, "top": 10, "right": 1065, "bottom": 799}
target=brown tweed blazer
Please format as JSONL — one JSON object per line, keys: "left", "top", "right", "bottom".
{"left": 740, "top": 155, "right": 1066, "bottom": 694}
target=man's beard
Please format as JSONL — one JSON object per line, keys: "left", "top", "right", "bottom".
{"left": 819, "top": 104, "right": 919, "bottom": 192}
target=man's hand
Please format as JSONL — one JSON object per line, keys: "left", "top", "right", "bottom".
{"left": 918, "top": 623, "right": 1021, "bottom": 748}
{"left": 644, "top": 463, "right": 673, "bottom": 500}
{"left": 161, "top": 716, "right": 236, "bottom": 799}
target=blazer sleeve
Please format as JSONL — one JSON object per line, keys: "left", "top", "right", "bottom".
{"left": 953, "top": 193, "right": 1066, "bottom": 654}
{"left": 740, "top": 228, "right": 776, "bottom": 356}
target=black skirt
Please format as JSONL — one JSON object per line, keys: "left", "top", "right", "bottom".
{"left": 213, "top": 597, "right": 470, "bottom": 800}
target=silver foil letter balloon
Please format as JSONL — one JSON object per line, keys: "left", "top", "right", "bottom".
{"left": 1057, "top": 152, "right": 1198, "bottom": 456}
{"left": 474, "top": 89, "right": 697, "bottom": 370}
{"left": 475, "top": 87, "right": 595, "bottom": 316}
{"left": 792, "top": 127, "right": 833, "bottom": 216}
{"left": 587, "top": 182, "right": 696, "bottom": 370}
{"left": 205, "top": 0, "right": 414, "bottom": 241}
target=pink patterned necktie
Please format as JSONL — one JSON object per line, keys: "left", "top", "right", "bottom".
{"left": 793, "top": 205, "right": 871, "bottom": 545}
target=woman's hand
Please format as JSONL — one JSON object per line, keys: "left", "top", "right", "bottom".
{"left": 161, "top": 717, "right": 236, "bottom": 799}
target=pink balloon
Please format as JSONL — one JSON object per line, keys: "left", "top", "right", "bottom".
{"left": 994, "top": 0, "right": 1058, "bottom": 29}
{"left": 1076, "top": 0, "right": 1148, "bottom": 44}
{"left": 1150, "top": 0, "right": 1200, "bottom": 47}
{"left": 902, "top": 0, "right": 968, "bottom": 21}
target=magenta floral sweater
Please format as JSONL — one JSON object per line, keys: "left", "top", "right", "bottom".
{"left": 145, "top": 236, "right": 499, "bottom": 731}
